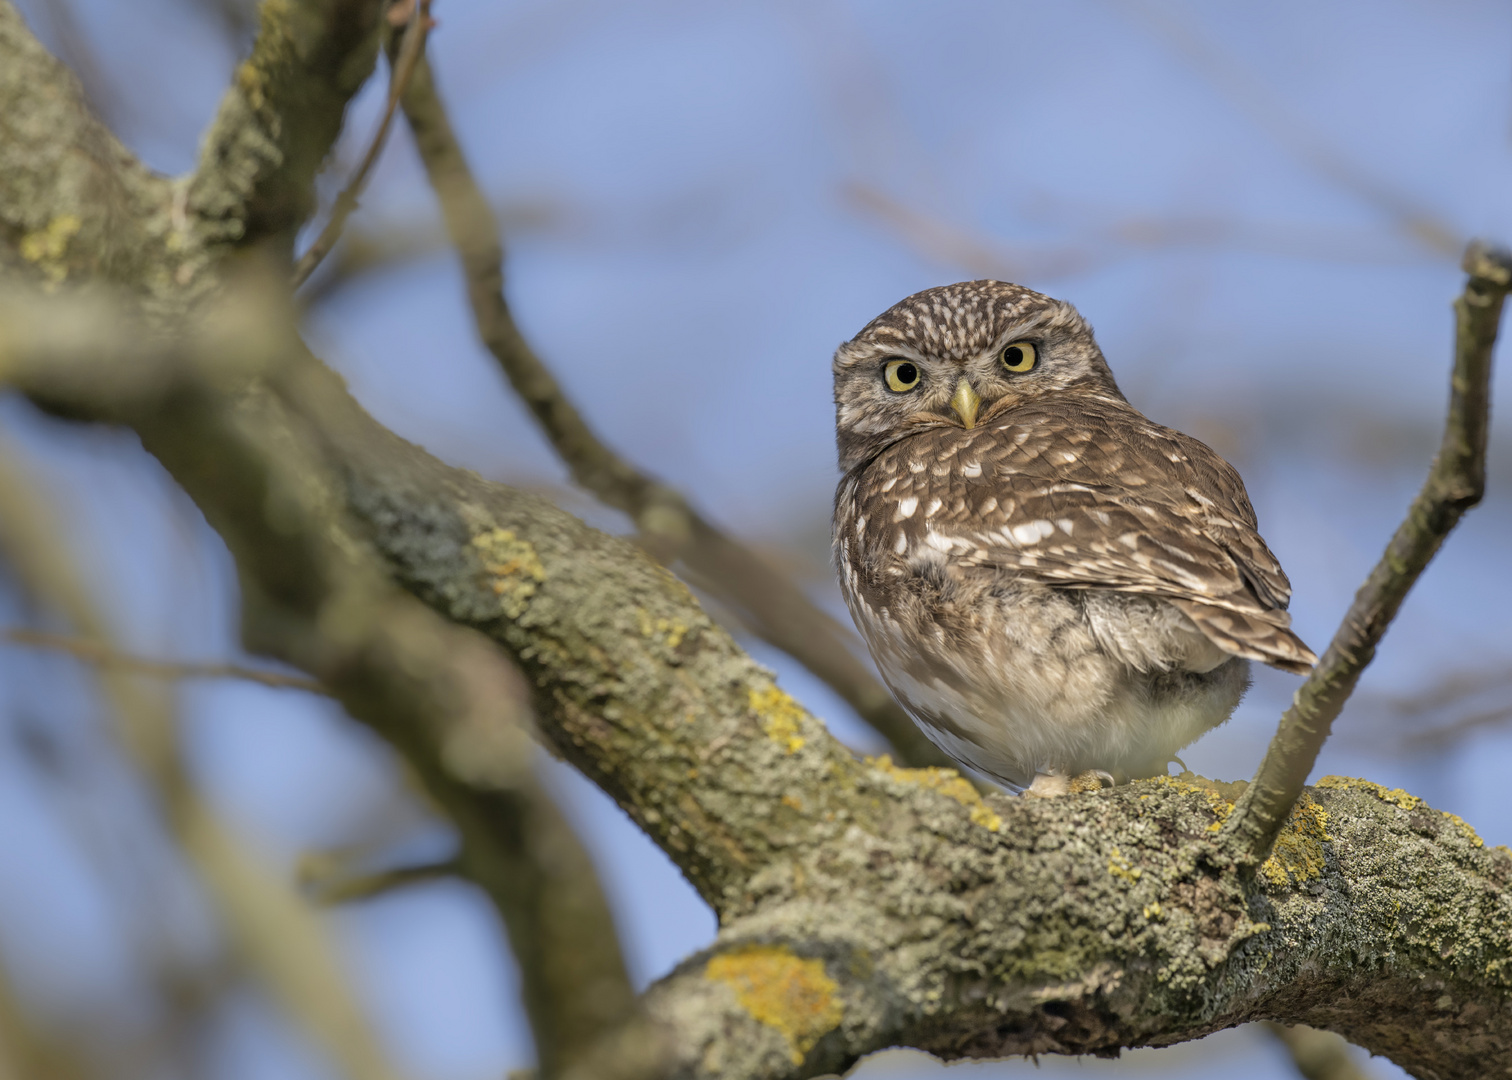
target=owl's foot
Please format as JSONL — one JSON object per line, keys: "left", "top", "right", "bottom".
{"left": 1023, "top": 770, "right": 1115, "bottom": 798}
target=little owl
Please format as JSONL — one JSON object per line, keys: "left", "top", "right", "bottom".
{"left": 833, "top": 281, "right": 1315, "bottom": 796}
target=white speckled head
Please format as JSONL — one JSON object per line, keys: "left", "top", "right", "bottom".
{"left": 833, "top": 280, "right": 1123, "bottom": 473}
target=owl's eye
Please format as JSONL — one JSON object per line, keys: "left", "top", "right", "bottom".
{"left": 883, "top": 359, "right": 921, "bottom": 392}
{"left": 1000, "top": 341, "right": 1038, "bottom": 373}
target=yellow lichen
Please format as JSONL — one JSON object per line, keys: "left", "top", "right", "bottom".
{"left": 870, "top": 755, "right": 1002, "bottom": 831}
{"left": 1316, "top": 775, "right": 1422, "bottom": 810}
{"left": 749, "top": 685, "right": 807, "bottom": 754}
{"left": 1108, "top": 846, "right": 1142, "bottom": 884}
{"left": 471, "top": 528, "right": 546, "bottom": 618}
{"left": 1260, "top": 795, "right": 1330, "bottom": 889}
{"left": 705, "top": 945, "right": 843, "bottom": 1065}
{"left": 19, "top": 215, "right": 81, "bottom": 285}
{"left": 1316, "top": 776, "right": 1484, "bottom": 848}
{"left": 636, "top": 608, "right": 689, "bottom": 649}
{"left": 1143, "top": 901, "right": 1164, "bottom": 921}
{"left": 1149, "top": 773, "right": 1239, "bottom": 832}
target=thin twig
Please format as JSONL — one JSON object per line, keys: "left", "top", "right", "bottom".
{"left": 3, "top": 627, "right": 326, "bottom": 693}
{"left": 1223, "top": 242, "right": 1512, "bottom": 861}
{"left": 298, "top": 852, "right": 459, "bottom": 904}
{"left": 394, "top": 48, "right": 961, "bottom": 773}
{"left": 290, "top": 0, "right": 430, "bottom": 289}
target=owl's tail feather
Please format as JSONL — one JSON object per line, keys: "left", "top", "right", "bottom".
{"left": 1171, "top": 598, "right": 1317, "bottom": 676}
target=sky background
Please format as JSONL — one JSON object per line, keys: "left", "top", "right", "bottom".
{"left": 3, "top": 0, "right": 1511, "bottom": 1077}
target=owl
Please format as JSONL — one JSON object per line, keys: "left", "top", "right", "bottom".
{"left": 832, "top": 281, "right": 1315, "bottom": 796}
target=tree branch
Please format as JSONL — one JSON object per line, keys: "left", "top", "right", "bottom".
{"left": 1264, "top": 1024, "right": 1376, "bottom": 1080}
{"left": 394, "top": 48, "right": 956, "bottom": 772}
{"left": 290, "top": 0, "right": 430, "bottom": 288}
{"left": 186, "top": 0, "right": 388, "bottom": 253}
{"left": 6, "top": 269, "right": 1512, "bottom": 1076}
{"left": 0, "top": 428, "right": 406, "bottom": 1080}
{"left": 1223, "top": 242, "right": 1511, "bottom": 861}
{"left": 1, "top": 626, "right": 326, "bottom": 692}
{"left": 0, "top": 0, "right": 165, "bottom": 289}
{"left": 0, "top": 286, "right": 663, "bottom": 1080}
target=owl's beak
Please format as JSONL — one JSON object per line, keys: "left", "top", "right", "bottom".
{"left": 949, "top": 378, "right": 981, "bottom": 429}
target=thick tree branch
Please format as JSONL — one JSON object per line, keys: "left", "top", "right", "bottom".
{"left": 186, "top": 0, "right": 387, "bottom": 252}
{"left": 6, "top": 270, "right": 1512, "bottom": 1076}
{"left": 0, "top": 289, "right": 663, "bottom": 1080}
{"left": 1223, "top": 243, "right": 1511, "bottom": 861}
{"left": 6, "top": 15, "right": 1511, "bottom": 1072}
{"left": 394, "top": 48, "right": 955, "bottom": 772}
{"left": 0, "top": 0, "right": 165, "bottom": 288}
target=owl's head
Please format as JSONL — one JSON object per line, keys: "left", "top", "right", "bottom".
{"left": 832, "top": 280, "right": 1122, "bottom": 473}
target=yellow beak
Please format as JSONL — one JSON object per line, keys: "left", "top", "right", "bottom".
{"left": 950, "top": 378, "right": 981, "bottom": 429}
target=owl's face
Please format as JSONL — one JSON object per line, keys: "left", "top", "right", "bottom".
{"left": 833, "top": 280, "right": 1121, "bottom": 473}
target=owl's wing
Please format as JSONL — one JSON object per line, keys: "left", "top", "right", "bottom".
{"left": 893, "top": 404, "right": 1316, "bottom": 674}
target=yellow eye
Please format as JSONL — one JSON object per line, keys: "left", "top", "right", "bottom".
{"left": 884, "top": 359, "right": 921, "bottom": 392}
{"left": 1000, "top": 341, "right": 1038, "bottom": 373}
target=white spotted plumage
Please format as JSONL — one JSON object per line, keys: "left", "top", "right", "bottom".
{"left": 832, "top": 280, "right": 1315, "bottom": 792}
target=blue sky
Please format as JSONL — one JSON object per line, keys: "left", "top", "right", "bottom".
{"left": 3, "top": 1, "right": 1510, "bottom": 1077}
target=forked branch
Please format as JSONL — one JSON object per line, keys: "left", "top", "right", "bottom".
{"left": 1224, "top": 242, "right": 1512, "bottom": 860}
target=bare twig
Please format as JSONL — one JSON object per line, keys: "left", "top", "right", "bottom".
{"left": 291, "top": 0, "right": 430, "bottom": 288}
{"left": 2, "top": 627, "right": 326, "bottom": 692}
{"left": 298, "top": 851, "right": 459, "bottom": 904}
{"left": 395, "top": 48, "right": 959, "bottom": 773}
{"left": 1264, "top": 1024, "right": 1377, "bottom": 1080}
{"left": 1224, "top": 242, "right": 1511, "bottom": 860}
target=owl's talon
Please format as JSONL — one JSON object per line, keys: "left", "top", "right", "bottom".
{"left": 1069, "top": 769, "right": 1116, "bottom": 794}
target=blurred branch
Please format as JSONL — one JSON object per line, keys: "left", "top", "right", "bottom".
{"left": 1403, "top": 704, "right": 1512, "bottom": 750}
{"left": 0, "top": 285, "right": 665, "bottom": 1080}
{"left": 0, "top": 432, "right": 409, "bottom": 1080}
{"left": 396, "top": 47, "right": 959, "bottom": 773}
{"left": 0, "top": 0, "right": 164, "bottom": 289}
{"left": 1, "top": 627, "right": 326, "bottom": 692}
{"left": 1264, "top": 1024, "right": 1376, "bottom": 1080}
{"left": 1224, "top": 243, "right": 1511, "bottom": 861}
{"left": 0, "top": 965, "right": 90, "bottom": 1080}
{"left": 298, "top": 850, "right": 459, "bottom": 904}
{"left": 1117, "top": 0, "right": 1462, "bottom": 258}
{"left": 844, "top": 182, "right": 1093, "bottom": 282}
{"left": 291, "top": 0, "right": 430, "bottom": 288}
